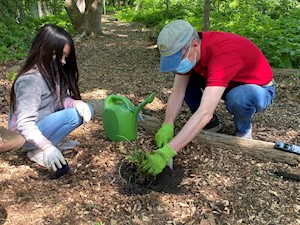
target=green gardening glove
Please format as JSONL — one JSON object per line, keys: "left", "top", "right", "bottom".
{"left": 155, "top": 124, "right": 174, "bottom": 148}
{"left": 141, "top": 144, "right": 177, "bottom": 176}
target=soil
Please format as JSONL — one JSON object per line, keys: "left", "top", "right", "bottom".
{"left": 0, "top": 15, "right": 300, "bottom": 225}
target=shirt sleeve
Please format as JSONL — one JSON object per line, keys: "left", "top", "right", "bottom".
{"left": 63, "top": 97, "right": 77, "bottom": 108}
{"left": 14, "top": 75, "right": 51, "bottom": 149}
{"left": 61, "top": 83, "right": 78, "bottom": 108}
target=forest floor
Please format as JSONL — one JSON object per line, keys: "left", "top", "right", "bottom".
{"left": 0, "top": 15, "right": 300, "bottom": 225}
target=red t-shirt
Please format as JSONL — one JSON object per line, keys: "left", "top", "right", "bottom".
{"left": 191, "top": 32, "right": 273, "bottom": 89}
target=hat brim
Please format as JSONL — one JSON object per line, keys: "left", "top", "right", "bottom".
{"left": 159, "top": 49, "right": 182, "bottom": 72}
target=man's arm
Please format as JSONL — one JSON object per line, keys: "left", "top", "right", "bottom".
{"left": 169, "top": 86, "right": 226, "bottom": 152}
{"left": 163, "top": 74, "right": 191, "bottom": 124}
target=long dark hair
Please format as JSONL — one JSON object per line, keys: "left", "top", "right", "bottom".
{"left": 10, "top": 24, "right": 81, "bottom": 112}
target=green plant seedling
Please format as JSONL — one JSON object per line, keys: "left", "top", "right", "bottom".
{"left": 117, "top": 135, "right": 148, "bottom": 170}
{"left": 125, "top": 148, "right": 147, "bottom": 171}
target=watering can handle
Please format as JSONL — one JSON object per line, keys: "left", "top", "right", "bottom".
{"left": 105, "top": 95, "right": 134, "bottom": 109}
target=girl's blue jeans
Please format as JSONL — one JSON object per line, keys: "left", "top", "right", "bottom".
{"left": 23, "top": 104, "right": 94, "bottom": 149}
{"left": 184, "top": 73, "right": 275, "bottom": 133}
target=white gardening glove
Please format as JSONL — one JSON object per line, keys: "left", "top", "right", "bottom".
{"left": 74, "top": 101, "right": 92, "bottom": 123}
{"left": 42, "top": 144, "right": 66, "bottom": 171}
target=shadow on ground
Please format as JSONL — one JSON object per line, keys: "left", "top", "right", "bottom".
{"left": 0, "top": 205, "right": 7, "bottom": 225}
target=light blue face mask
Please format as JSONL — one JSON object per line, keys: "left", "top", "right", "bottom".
{"left": 175, "top": 46, "right": 196, "bottom": 74}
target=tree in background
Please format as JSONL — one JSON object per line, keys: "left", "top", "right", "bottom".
{"left": 1, "top": 0, "right": 300, "bottom": 68}
{"left": 202, "top": 0, "right": 211, "bottom": 31}
{"left": 113, "top": 0, "right": 300, "bottom": 69}
{"left": 64, "top": 0, "right": 103, "bottom": 36}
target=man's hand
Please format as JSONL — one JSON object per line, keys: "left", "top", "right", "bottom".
{"left": 42, "top": 144, "right": 66, "bottom": 171}
{"left": 141, "top": 144, "right": 177, "bottom": 176}
{"left": 155, "top": 124, "right": 174, "bottom": 148}
{"left": 74, "top": 101, "right": 92, "bottom": 123}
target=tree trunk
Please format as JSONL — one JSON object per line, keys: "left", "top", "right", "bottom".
{"left": 65, "top": 0, "right": 85, "bottom": 33}
{"left": 17, "top": 1, "right": 25, "bottom": 22}
{"left": 84, "top": 0, "right": 102, "bottom": 35}
{"left": 29, "top": 1, "right": 39, "bottom": 18}
{"left": 203, "top": 0, "right": 211, "bottom": 31}
{"left": 103, "top": 0, "right": 106, "bottom": 15}
{"left": 77, "top": 0, "right": 86, "bottom": 13}
{"left": 65, "top": 0, "right": 102, "bottom": 35}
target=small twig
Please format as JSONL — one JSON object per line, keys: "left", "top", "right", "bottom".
{"left": 273, "top": 171, "right": 300, "bottom": 182}
{"left": 118, "top": 162, "right": 128, "bottom": 185}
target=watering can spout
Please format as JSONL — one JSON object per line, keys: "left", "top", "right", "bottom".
{"left": 133, "top": 92, "right": 156, "bottom": 120}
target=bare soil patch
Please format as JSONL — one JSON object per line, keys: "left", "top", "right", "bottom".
{"left": 0, "top": 15, "right": 300, "bottom": 225}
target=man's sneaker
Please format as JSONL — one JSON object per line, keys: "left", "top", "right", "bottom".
{"left": 203, "top": 114, "right": 222, "bottom": 132}
{"left": 27, "top": 148, "right": 45, "bottom": 167}
{"left": 236, "top": 125, "right": 253, "bottom": 139}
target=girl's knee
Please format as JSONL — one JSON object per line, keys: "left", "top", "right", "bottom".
{"left": 71, "top": 103, "right": 94, "bottom": 126}
{"left": 66, "top": 108, "right": 83, "bottom": 127}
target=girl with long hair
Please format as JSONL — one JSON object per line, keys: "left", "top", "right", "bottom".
{"left": 9, "top": 24, "right": 93, "bottom": 172}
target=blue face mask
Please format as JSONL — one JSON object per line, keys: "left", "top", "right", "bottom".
{"left": 175, "top": 46, "right": 196, "bottom": 74}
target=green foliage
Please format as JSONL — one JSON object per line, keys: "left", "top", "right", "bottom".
{"left": 2, "top": 0, "right": 300, "bottom": 68}
{"left": 0, "top": 10, "right": 73, "bottom": 62}
{"left": 116, "top": 0, "right": 300, "bottom": 69}
{"left": 209, "top": 6, "right": 300, "bottom": 69}
{"left": 0, "top": 18, "right": 30, "bottom": 61}
{"left": 132, "top": 10, "right": 165, "bottom": 27}
{"left": 116, "top": 2, "right": 194, "bottom": 28}
{"left": 36, "top": 12, "right": 75, "bottom": 34}
{"left": 7, "top": 70, "right": 17, "bottom": 81}
{"left": 116, "top": 8, "right": 136, "bottom": 21}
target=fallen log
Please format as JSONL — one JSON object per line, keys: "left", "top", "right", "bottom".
{"left": 90, "top": 99, "right": 300, "bottom": 166}
{"left": 139, "top": 114, "right": 300, "bottom": 166}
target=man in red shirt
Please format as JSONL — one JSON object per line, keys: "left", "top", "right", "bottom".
{"left": 142, "top": 19, "right": 275, "bottom": 176}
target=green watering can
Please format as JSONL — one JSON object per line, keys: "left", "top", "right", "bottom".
{"left": 102, "top": 92, "right": 156, "bottom": 142}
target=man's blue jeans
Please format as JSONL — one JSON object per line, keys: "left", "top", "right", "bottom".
{"left": 23, "top": 104, "right": 94, "bottom": 149}
{"left": 184, "top": 73, "right": 275, "bottom": 133}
